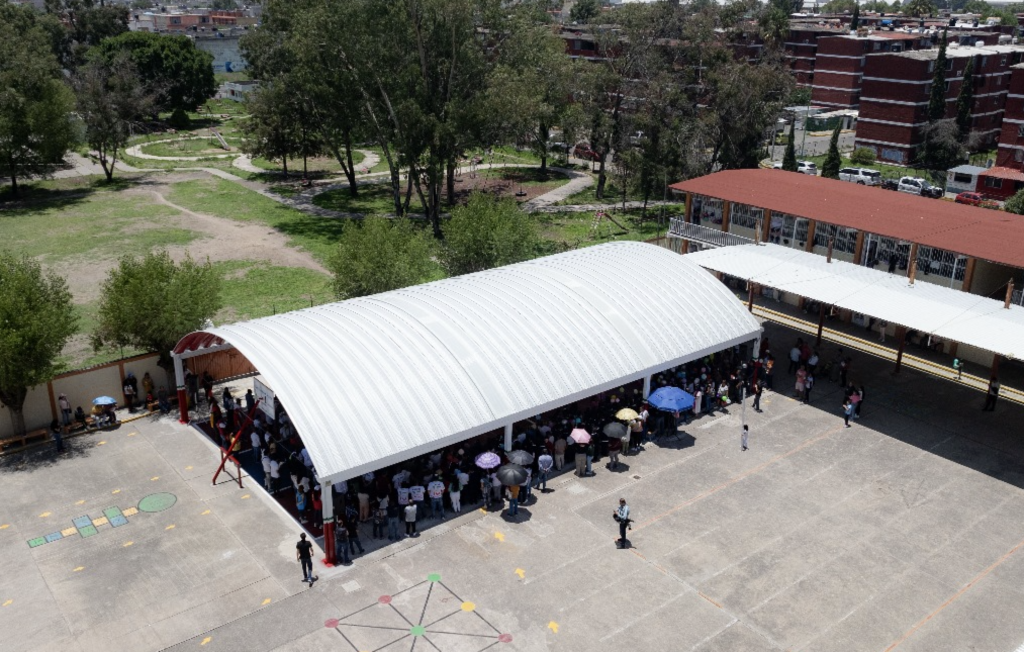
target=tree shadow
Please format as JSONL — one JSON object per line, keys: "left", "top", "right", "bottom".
{"left": 0, "top": 431, "right": 96, "bottom": 473}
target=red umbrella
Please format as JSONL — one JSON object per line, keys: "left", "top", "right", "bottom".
{"left": 569, "top": 428, "right": 591, "bottom": 444}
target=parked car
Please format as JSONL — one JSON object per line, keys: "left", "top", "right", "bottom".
{"left": 954, "top": 191, "right": 1000, "bottom": 209}
{"left": 572, "top": 144, "right": 602, "bottom": 161}
{"left": 838, "top": 167, "right": 882, "bottom": 186}
{"left": 880, "top": 178, "right": 899, "bottom": 191}
{"left": 772, "top": 161, "right": 818, "bottom": 175}
{"left": 897, "top": 176, "right": 942, "bottom": 198}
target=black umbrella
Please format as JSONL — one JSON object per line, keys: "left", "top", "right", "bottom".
{"left": 495, "top": 463, "right": 528, "bottom": 486}
{"left": 602, "top": 422, "right": 628, "bottom": 439}
{"left": 507, "top": 450, "right": 534, "bottom": 466}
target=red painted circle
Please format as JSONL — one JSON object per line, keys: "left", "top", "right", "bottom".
{"left": 324, "top": 618, "right": 339, "bottom": 628}
{"left": 498, "top": 633, "right": 513, "bottom": 643}
{"left": 378, "top": 595, "right": 392, "bottom": 604}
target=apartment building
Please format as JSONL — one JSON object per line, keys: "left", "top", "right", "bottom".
{"left": 995, "top": 63, "right": 1024, "bottom": 167}
{"left": 810, "top": 33, "right": 929, "bottom": 109}
{"left": 855, "top": 44, "right": 1024, "bottom": 165}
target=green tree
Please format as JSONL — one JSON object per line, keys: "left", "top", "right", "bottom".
{"left": 927, "top": 31, "right": 948, "bottom": 123}
{"left": 0, "top": 18, "right": 77, "bottom": 195}
{"left": 570, "top": 0, "right": 599, "bottom": 23}
{"left": 1005, "top": 188, "right": 1024, "bottom": 215}
{"left": 328, "top": 217, "right": 436, "bottom": 299}
{"left": 74, "top": 54, "right": 155, "bottom": 182}
{"left": 782, "top": 120, "right": 798, "bottom": 171}
{"left": 0, "top": 253, "right": 77, "bottom": 437}
{"left": 851, "top": 3, "right": 860, "bottom": 28}
{"left": 822, "top": 0, "right": 858, "bottom": 12}
{"left": 917, "top": 119, "right": 965, "bottom": 173}
{"left": 45, "top": 0, "right": 130, "bottom": 69}
{"left": 821, "top": 124, "right": 843, "bottom": 179}
{"left": 850, "top": 147, "right": 876, "bottom": 165}
{"left": 91, "top": 32, "right": 215, "bottom": 113}
{"left": 211, "top": 0, "right": 238, "bottom": 9}
{"left": 760, "top": 0, "right": 793, "bottom": 50}
{"left": 93, "top": 252, "right": 222, "bottom": 378}
{"left": 439, "top": 194, "right": 537, "bottom": 276}
{"left": 955, "top": 56, "right": 975, "bottom": 141}
{"left": 903, "top": 0, "right": 937, "bottom": 16}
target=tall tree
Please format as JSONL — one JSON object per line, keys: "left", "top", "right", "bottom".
{"left": 439, "top": 194, "right": 537, "bottom": 276}
{"left": 927, "top": 31, "right": 948, "bottom": 123}
{"left": 851, "top": 3, "right": 861, "bottom": 29}
{"left": 955, "top": 56, "right": 975, "bottom": 141}
{"left": 782, "top": 120, "right": 798, "bottom": 171}
{"left": 760, "top": 0, "right": 793, "bottom": 51}
{"left": 74, "top": 54, "right": 155, "bottom": 182}
{"left": 903, "top": 0, "right": 937, "bottom": 16}
{"left": 44, "top": 0, "right": 130, "bottom": 69}
{"left": 93, "top": 251, "right": 221, "bottom": 380}
{"left": 328, "top": 217, "right": 436, "bottom": 299}
{"left": 0, "top": 253, "right": 78, "bottom": 437}
{"left": 917, "top": 119, "right": 965, "bottom": 173}
{"left": 821, "top": 123, "right": 843, "bottom": 179}
{"left": 91, "top": 32, "right": 215, "bottom": 113}
{"left": 0, "top": 18, "right": 77, "bottom": 194}
{"left": 570, "top": 0, "right": 599, "bottom": 23}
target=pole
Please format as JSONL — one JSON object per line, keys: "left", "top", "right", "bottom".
{"left": 1005, "top": 278, "right": 1015, "bottom": 309}
{"left": 643, "top": 375, "right": 652, "bottom": 399}
{"left": 816, "top": 303, "right": 826, "bottom": 347}
{"left": 212, "top": 398, "right": 261, "bottom": 486}
{"left": 894, "top": 327, "right": 907, "bottom": 373}
{"left": 991, "top": 354, "right": 1001, "bottom": 378}
{"left": 747, "top": 283, "right": 755, "bottom": 312}
{"left": 504, "top": 423, "right": 513, "bottom": 452}
{"left": 322, "top": 482, "right": 336, "bottom": 566}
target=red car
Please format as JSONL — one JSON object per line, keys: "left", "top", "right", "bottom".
{"left": 955, "top": 192, "right": 999, "bottom": 209}
{"left": 572, "top": 144, "right": 602, "bottom": 162}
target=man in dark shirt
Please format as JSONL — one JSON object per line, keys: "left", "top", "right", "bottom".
{"left": 295, "top": 533, "right": 317, "bottom": 586}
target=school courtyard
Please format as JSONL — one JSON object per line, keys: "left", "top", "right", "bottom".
{"left": 2, "top": 322, "right": 1024, "bottom": 652}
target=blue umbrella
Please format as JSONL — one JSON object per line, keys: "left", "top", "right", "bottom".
{"left": 92, "top": 396, "right": 118, "bottom": 406}
{"left": 647, "top": 386, "right": 695, "bottom": 413}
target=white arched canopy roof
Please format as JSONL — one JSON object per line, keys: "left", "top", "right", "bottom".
{"left": 174, "top": 242, "right": 762, "bottom": 484}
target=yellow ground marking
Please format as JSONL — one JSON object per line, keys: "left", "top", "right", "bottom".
{"left": 241, "top": 494, "right": 250, "bottom": 500}
{"left": 150, "top": 476, "right": 160, "bottom": 481}
{"left": 122, "top": 507, "right": 138, "bottom": 517}
{"left": 461, "top": 601, "right": 475, "bottom": 612}
{"left": 493, "top": 532, "right": 505, "bottom": 542}
{"left": 39, "top": 512, "right": 51, "bottom": 518}
{"left": 0, "top": 524, "right": 9, "bottom": 530}
{"left": 75, "top": 500, "right": 85, "bottom": 505}
{"left": 165, "top": 524, "right": 176, "bottom": 531}
{"left": 122, "top": 541, "right": 133, "bottom": 547}
{"left": 2, "top": 600, "right": 12, "bottom": 607}
{"left": 201, "top": 509, "right": 211, "bottom": 515}
{"left": 514, "top": 568, "right": 525, "bottom": 579}
{"left": 97, "top": 441, "right": 106, "bottom": 446}
{"left": 73, "top": 567, "right": 85, "bottom": 573}
{"left": 111, "top": 489, "right": 121, "bottom": 495}
{"left": 261, "top": 598, "right": 272, "bottom": 606}
{"left": 92, "top": 517, "right": 109, "bottom": 527}
{"left": 127, "top": 432, "right": 137, "bottom": 437}
{"left": 479, "top": 507, "right": 487, "bottom": 513}
{"left": 200, "top": 637, "right": 212, "bottom": 646}
{"left": 61, "top": 528, "right": 77, "bottom": 537}
{"left": 548, "top": 621, "right": 559, "bottom": 633}
{"left": 185, "top": 466, "right": 193, "bottom": 470}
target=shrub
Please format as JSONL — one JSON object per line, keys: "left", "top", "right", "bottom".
{"left": 850, "top": 147, "right": 876, "bottom": 165}
{"left": 168, "top": 107, "right": 191, "bottom": 129}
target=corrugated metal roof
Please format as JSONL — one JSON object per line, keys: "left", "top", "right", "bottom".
{"left": 686, "top": 243, "right": 1024, "bottom": 359}
{"left": 182, "top": 242, "right": 762, "bottom": 484}
{"left": 670, "top": 169, "right": 1024, "bottom": 269}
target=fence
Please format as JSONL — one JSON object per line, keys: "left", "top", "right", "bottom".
{"left": 668, "top": 219, "right": 754, "bottom": 249}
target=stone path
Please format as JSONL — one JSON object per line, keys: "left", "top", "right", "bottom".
{"left": 51, "top": 153, "right": 141, "bottom": 179}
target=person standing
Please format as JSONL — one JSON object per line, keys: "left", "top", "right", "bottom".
{"left": 585, "top": 441, "right": 595, "bottom": 476}
{"left": 372, "top": 500, "right": 386, "bottom": 539}
{"left": 345, "top": 514, "right": 365, "bottom": 556}
{"left": 336, "top": 525, "right": 351, "bottom": 565}
{"left": 752, "top": 382, "right": 763, "bottom": 413}
{"left": 427, "top": 475, "right": 445, "bottom": 519}
{"left": 141, "top": 372, "right": 154, "bottom": 401}
{"left": 741, "top": 424, "right": 749, "bottom": 451}
{"left": 638, "top": 402, "right": 650, "bottom": 442}
{"left": 849, "top": 385, "right": 861, "bottom": 419}
{"left": 983, "top": 377, "right": 1000, "bottom": 411}
{"left": 50, "top": 418, "right": 65, "bottom": 454}
{"left": 295, "top": 533, "right": 317, "bottom": 585}
{"left": 840, "top": 357, "right": 851, "bottom": 387}
{"left": 788, "top": 343, "right": 801, "bottom": 374}
{"left": 404, "top": 502, "right": 418, "bottom": 536}
{"left": 553, "top": 437, "right": 566, "bottom": 470}
{"left": 614, "top": 498, "right": 631, "bottom": 549}
{"left": 409, "top": 482, "right": 426, "bottom": 523}
{"left": 507, "top": 483, "right": 520, "bottom": 517}
{"left": 953, "top": 358, "right": 964, "bottom": 380}
{"left": 804, "top": 372, "right": 814, "bottom": 404}
{"left": 795, "top": 365, "right": 807, "bottom": 400}
{"left": 58, "top": 393, "right": 72, "bottom": 427}
{"left": 123, "top": 377, "right": 137, "bottom": 414}
{"left": 843, "top": 399, "right": 854, "bottom": 428}
{"left": 536, "top": 454, "right": 553, "bottom": 492}
{"left": 856, "top": 384, "right": 866, "bottom": 417}
{"left": 574, "top": 445, "right": 587, "bottom": 476}
{"left": 245, "top": 389, "right": 256, "bottom": 413}
{"left": 607, "top": 436, "right": 622, "bottom": 470}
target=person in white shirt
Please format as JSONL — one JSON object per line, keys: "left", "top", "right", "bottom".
{"left": 427, "top": 476, "right": 445, "bottom": 519}
{"left": 300, "top": 447, "right": 313, "bottom": 469}
{"left": 614, "top": 498, "right": 631, "bottom": 548}
{"left": 397, "top": 484, "right": 411, "bottom": 507}
{"left": 404, "top": 503, "right": 417, "bottom": 536}
{"left": 268, "top": 457, "right": 281, "bottom": 494}
{"left": 451, "top": 470, "right": 469, "bottom": 513}
{"left": 261, "top": 453, "right": 273, "bottom": 491}
{"left": 410, "top": 483, "right": 425, "bottom": 522}
{"left": 536, "top": 454, "right": 553, "bottom": 492}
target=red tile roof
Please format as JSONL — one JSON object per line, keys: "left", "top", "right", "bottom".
{"left": 669, "top": 169, "right": 1024, "bottom": 269}
{"left": 980, "top": 166, "right": 1024, "bottom": 182}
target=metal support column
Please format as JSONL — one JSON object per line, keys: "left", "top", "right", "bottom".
{"left": 504, "top": 423, "right": 513, "bottom": 452}
{"left": 322, "top": 482, "right": 336, "bottom": 565}
{"left": 173, "top": 353, "right": 188, "bottom": 424}
{"left": 643, "top": 375, "right": 652, "bottom": 399}
{"left": 816, "top": 303, "right": 826, "bottom": 347}
{"left": 894, "top": 327, "right": 907, "bottom": 374}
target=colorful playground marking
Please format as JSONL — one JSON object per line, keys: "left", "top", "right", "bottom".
{"left": 25, "top": 493, "right": 177, "bottom": 548}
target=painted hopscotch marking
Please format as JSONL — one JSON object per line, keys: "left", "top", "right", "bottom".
{"left": 25, "top": 493, "right": 177, "bottom": 548}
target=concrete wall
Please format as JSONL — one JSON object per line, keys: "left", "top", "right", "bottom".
{"left": 195, "top": 36, "right": 247, "bottom": 74}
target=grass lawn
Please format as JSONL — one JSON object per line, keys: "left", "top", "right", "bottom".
{"left": 215, "top": 260, "right": 334, "bottom": 322}
{"left": 166, "top": 177, "right": 349, "bottom": 263}
{"left": 801, "top": 153, "right": 932, "bottom": 180}
{"left": 533, "top": 207, "right": 679, "bottom": 253}
{"left": 0, "top": 188, "right": 196, "bottom": 263}
{"left": 312, "top": 182, "right": 423, "bottom": 215}
{"left": 140, "top": 136, "right": 242, "bottom": 158}
{"left": 215, "top": 71, "right": 249, "bottom": 85}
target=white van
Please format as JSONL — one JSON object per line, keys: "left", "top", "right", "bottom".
{"left": 838, "top": 167, "right": 881, "bottom": 186}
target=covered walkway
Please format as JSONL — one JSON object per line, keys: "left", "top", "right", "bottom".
{"left": 686, "top": 243, "right": 1024, "bottom": 378}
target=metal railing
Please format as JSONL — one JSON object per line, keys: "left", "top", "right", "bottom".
{"left": 668, "top": 219, "right": 754, "bottom": 249}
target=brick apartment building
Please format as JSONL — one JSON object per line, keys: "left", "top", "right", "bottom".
{"left": 811, "top": 33, "right": 929, "bottom": 108}
{"left": 855, "top": 44, "right": 1024, "bottom": 165}
{"left": 995, "top": 62, "right": 1024, "bottom": 167}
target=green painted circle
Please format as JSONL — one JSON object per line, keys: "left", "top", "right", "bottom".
{"left": 427, "top": 573, "right": 441, "bottom": 582}
{"left": 138, "top": 493, "right": 177, "bottom": 513}
{"left": 410, "top": 626, "right": 426, "bottom": 637}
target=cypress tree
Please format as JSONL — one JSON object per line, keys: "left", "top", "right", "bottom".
{"left": 851, "top": 4, "right": 860, "bottom": 30}
{"left": 782, "top": 119, "right": 798, "bottom": 171}
{"left": 927, "top": 31, "right": 948, "bottom": 123}
{"left": 821, "top": 123, "right": 843, "bottom": 179}
{"left": 955, "top": 56, "right": 975, "bottom": 141}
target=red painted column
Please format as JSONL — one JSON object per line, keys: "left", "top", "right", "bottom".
{"left": 177, "top": 388, "right": 189, "bottom": 423}
{"left": 323, "top": 520, "right": 336, "bottom": 566}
